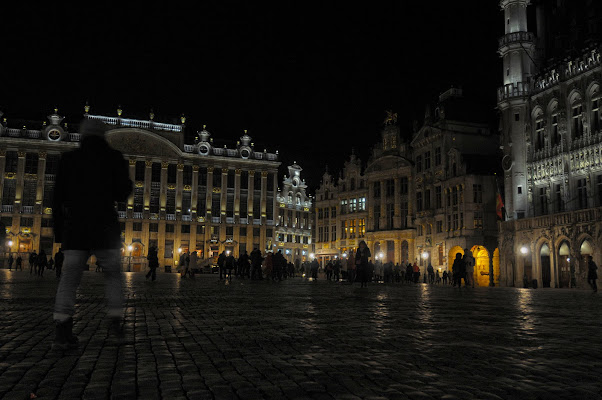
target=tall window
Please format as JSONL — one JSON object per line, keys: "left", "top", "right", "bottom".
{"left": 400, "top": 177, "right": 408, "bottom": 195}
{"left": 424, "top": 151, "right": 431, "bottom": 170}
{"left": 373, "top": 182, "right": 381, "bottom": 198}
{"left": 435, "top": 186, "right": 442, "bottom": 208}
{"left": 358, "top": 197, "right": 366, "bottom": 211}
{"left": 183, "top": 165, "right": 193, "bottom": 186}
{"left": 349, "top": 220, "right": 356, "bottom": 238}
{"left": 5, "top": 151, "right": 18, "bottom": 173}
{"left": 400, "top": 202, "right": 408, "bottom": 229}
{"left": 358, "top": 218, "right": 365, "bottom": 237}
{"left": 386, "top": 203, "right": 395, "bottom": 229}
{"left": 167, "top": 164, "right": 177, "bottom": 184}
{"left": 135, "top": 161, "right": 145, "bottom": 181}
{"left": 25, "top": 153, "right": 39, "bottom": 174}
{"left": 577, "top": 178, "right": 588, "bottom": 209}
{"left": 535, "top": 117, "right": 545, "bottom": 150}
{"left": 555, "top": 183, "right": 564, "bottom": 212}
{"left": 538, "top": 187, "right": 548, "bottom": 215}
{"left": 416, "top": 192, "right": 423, "bottom": 212}
{"left": 151, "top": 162, "right": 161, "bottom": 182}
{"left": 435, "top": 147, "right": 442, "bottom": 166}
{"left": 341, "top": 220, "right": 347, "bottom": 239}
{"left": 424, "top": 189, "right": 431, "bottom": 209}
{"left": 551, "top": 114, "right": 560, "bottom": 147}
{"left": 416, "top": 155, "right": 422, "bottom": 173}
{"left": 572, "top": 104, "right": 584, "bottom": 138}
{"left": 386, "top": 179, "right": 395, "bottom": 197}
{"left": 592, "top": 98, "right": 601, "bottom": 133}
{"left": 473, "top": 184, "right": 483, "bottom": 204}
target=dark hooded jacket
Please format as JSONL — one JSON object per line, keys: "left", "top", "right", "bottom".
{"left": 52, "top": 134, "right": 132, "bottom": 249}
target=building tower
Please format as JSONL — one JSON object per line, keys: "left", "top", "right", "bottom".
{"left": 497, "top": 0, "right": 537, "bottom": 219}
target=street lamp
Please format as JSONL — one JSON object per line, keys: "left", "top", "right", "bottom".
{"left": 422, "top": 251, "right": 429, "bottom": 283}
{"left": 128, "top": 245, "right": 133, "bottom": 272}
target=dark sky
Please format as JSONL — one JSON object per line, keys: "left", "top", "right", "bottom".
{"left": 2, "top": 2, "right": 502, "bottom": 192}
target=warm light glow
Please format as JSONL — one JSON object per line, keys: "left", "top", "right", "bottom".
{"left": 8, "top": 240, "right": 12, "bottom": 247}
{"left": 128, "top": 245, "right": 133, "bottom": 252}
{"left": 422, "top": 252, "right": 428, "bottom": 259}
{"left": 309, "top": 253, "right": 315, "bottom": 259}
{"left": 342, "top": 252, "right": 347, "bottom": 258}
{"left": 379, "top": 252, "right": 384, "bottom": 259}
{"left": 178, "top": 248, "right": 182, "bottom": 253}
{"left": 520, "top": 246, "right": 528, "bottom": 254}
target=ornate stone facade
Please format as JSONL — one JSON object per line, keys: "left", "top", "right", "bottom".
{"left": 0, "top": 109, "right": 281, "bottom": 271}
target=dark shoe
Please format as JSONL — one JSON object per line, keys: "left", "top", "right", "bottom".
{"left": 52, "top": 318, "right": 79, "bottom": 351}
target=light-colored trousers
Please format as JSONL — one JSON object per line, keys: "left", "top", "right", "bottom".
{"left": 54, "top": 249, "right": 123, "bottom": 322}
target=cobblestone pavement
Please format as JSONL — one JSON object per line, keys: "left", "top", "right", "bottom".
{"left": 0, "top": 270, "right": 601, "bottom": 400}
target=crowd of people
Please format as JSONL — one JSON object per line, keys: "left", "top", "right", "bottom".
{"left": 6, "top": 248, "right": 65, "bottom": 278}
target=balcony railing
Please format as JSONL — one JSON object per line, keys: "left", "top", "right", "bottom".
{"left": 2, "top": 205, "right": 13, "bottom": 213}
{"left": 166, "top": 214, "right": 176, "bottom": 221}
{"left": 118, "top": 211, "right": 127, "bottom": 219}
{"left": 21, "top": 206, "right": 34, "bottom": 214}
{"left": 497, "top": 81, "right": 530, "bottom": 102}
{"left": 133, "top": 212, "right": 143, "bottom": 219}
{"left": 182, "top": 215, "right": 192, "bottom": 222}
{"left": 498, "top": 31, "right": 534, "bottom": 50}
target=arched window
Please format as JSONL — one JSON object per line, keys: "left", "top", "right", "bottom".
{"left": 570, "top": 92, "right": 584, "bottom": 139}
{"left": 534, "top": 109, "right": 545, "bottom": 151}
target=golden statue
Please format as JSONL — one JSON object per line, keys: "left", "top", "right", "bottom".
{"left": 384, "top": 110, "right": 398, "bottom": 125}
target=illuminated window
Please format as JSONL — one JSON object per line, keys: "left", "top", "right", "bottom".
{"left": 473, "top": 211, "right": 483, "bottom": 229}
{"left": 349, "top": 198, "right": 357, "bottom": 212}
{"left": 340, "top": 199, "right": 348, "bottom": 214}
{"left": 473, "top": 184, "right": 483, "bottom": 204}
{"left": 358, "top": 197, "right": 366, "bottom": 211}
{"left": 349, "top": 220, "right": 356, "bottom": 239}
{"left": 341, "top": 220, "right": 347, "bottom": 239}
{"left": 358, "top": 219, "right": 365, "bottom": 237}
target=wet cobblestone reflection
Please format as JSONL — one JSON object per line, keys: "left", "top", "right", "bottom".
{"left": 0, "top": 270, "right": 601, "bottom": 399}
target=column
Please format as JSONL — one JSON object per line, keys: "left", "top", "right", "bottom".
{"left": 261, "top": 171, "right": 268, "bottom": 223}
{"left": 144, "top": 161, "right": 152, "bottom": 217}
{"left": 234, "top": 169, "right": 241, "bottom": 224}
{"left": 36, "top": 151, "right": 47, "bottom": 215}
{"left": 176, "top": 163, "right": 183, "bottom": 215}
{"left": 191, "top": 165, "right": 199, "bottom": 219}
{"left": 0, "top": 150, "right": 5, "bottom": 202}
{"left": 160, "top": 162, "right": 168, "bottom": 216}
{"left": 127, "top": 159, "right": 136, "bottom": 214}
{"left": 14, "top": 151, "right": 25, "bottom": 212}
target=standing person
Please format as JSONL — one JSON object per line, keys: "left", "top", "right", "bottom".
{"left": 427, "top": 263, "right": 435, "bottom": 284}
{"left": 29, "top": 251, "right": 37, "bottom": 275}
{"left": 238, "top": 251, "right": 250, "bottom": 279}
{"left": 188, "top": 250, "right": 197, "bottom": 279}
{"left": 355, "top": 240, "right": 371, "bottom": 288}
{"left": 51, "top": 119, "right": 133, "bottom": 350}
{"left": 413, "top": 261, "right": 420, "bottom": 283}
{"left": 48, "top": 257, "right": 55, "bottom": 271}
{"left": 182, "top": 250, "right": 191, "bottom": 278}
{"left": 263, "top": 252, "right": 273, "bottom": 280}
{"left": 8, "top": 254, "right": 14, "bottom": 271}
{"left": 346, "top": 255, "right": 356, "bottom": 284}
{"left": 333, "top": 258, "right": 341, "bottom": 282}
{"left": 250, "top": 248, "right": 263, "bottom": 280}
{"left": 272, "top": 250, "right": 285, "bottom": 281}
{"left": 310, "top": 258, "right": 319, "bottom": 280}
{"left": 442, "top": 270, "right": 448, "bottom": 285}
{"left": 587, "top": 256, "right": 598, "bottom": 293}
{"left": 54, "top": 248, "right": 64, "bottom": 279}
{"left": 405, "top": 263, "right": 413, "bottom": 284}
{"left": 463, "top": 248, "right": 475, "bottom": 288}
{"left": 452, "top": 253, "right": 466, "bottom": 287}
{"left": 37, "top": 249, "right": 48, "bottom": 277}
{"left": 225, "top": 252, "right": 235, "bottom": 281}
{"left": 16, "top": 255, "right": 23, "bottom": 271}
{"left": 217, "top": 251, "right": 227, "bottom": 280}
{"left": 146, "top": 246, "right": 159, "bottom": 281}
{"left": 325, "top": 261, "right": 333, "bottom": 281}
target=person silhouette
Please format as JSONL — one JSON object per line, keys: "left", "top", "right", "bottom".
{"left": 51, "top": 119, "right": 133, "bottom": 350}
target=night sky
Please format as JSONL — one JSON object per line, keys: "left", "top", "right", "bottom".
{"left": 2, "top": 2, "right": 502, "bottom": 192}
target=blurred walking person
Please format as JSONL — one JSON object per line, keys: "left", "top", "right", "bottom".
{"left": 355, "top": 241, "right": 371, "bottom": 288}
{"left": 587, "top": 256, "right": 598, "bottom": 293}
{"left": 51, "top": 119, "right": 133, "bottom": 350}
{"left": 146, "top": 246, "right": 159, "bottom": 281}
{"left": 37, "top": 249, "right": 48, "bottom": 277}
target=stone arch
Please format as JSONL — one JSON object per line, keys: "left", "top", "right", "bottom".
{"left": 470, "top": 246, "right": 491, "bottom": 287}
{"left": 586, "top": 81, "right": 600, "bottom": 99}
{"left": 568, "top": 89, "right": 583, "bottom": 105}
{"left": 538, "top": 241, "right": 552, "bottom": 288}
{"left": 448, "top": 245, "right": 464, "bottom": 272}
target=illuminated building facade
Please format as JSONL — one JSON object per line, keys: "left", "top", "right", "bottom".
{"left": 412, "top": 88, "right": 501, "bottom": 285}
{"left": 274, "top": 163, "right": 313, "bottom": 265}
{"left": 0, "top": 107, "right": 281, "bottom": 271}
{"left": 498, "top": 0, "right": 602, "bottom": 287}
{"left": 315, "top": 96, "right": 502, "bottom": 285}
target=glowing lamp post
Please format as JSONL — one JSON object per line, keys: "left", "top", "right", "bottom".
{"left": 422, "top": 251, "right": 429, "bottom": 283}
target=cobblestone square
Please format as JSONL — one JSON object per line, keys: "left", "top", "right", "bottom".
{"left": 0, "top": 270, "right": 601, "bottom": 399}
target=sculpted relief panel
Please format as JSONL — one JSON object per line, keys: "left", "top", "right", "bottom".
{"left": 106, "top": 130, "right": 181, "bottom": 159}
